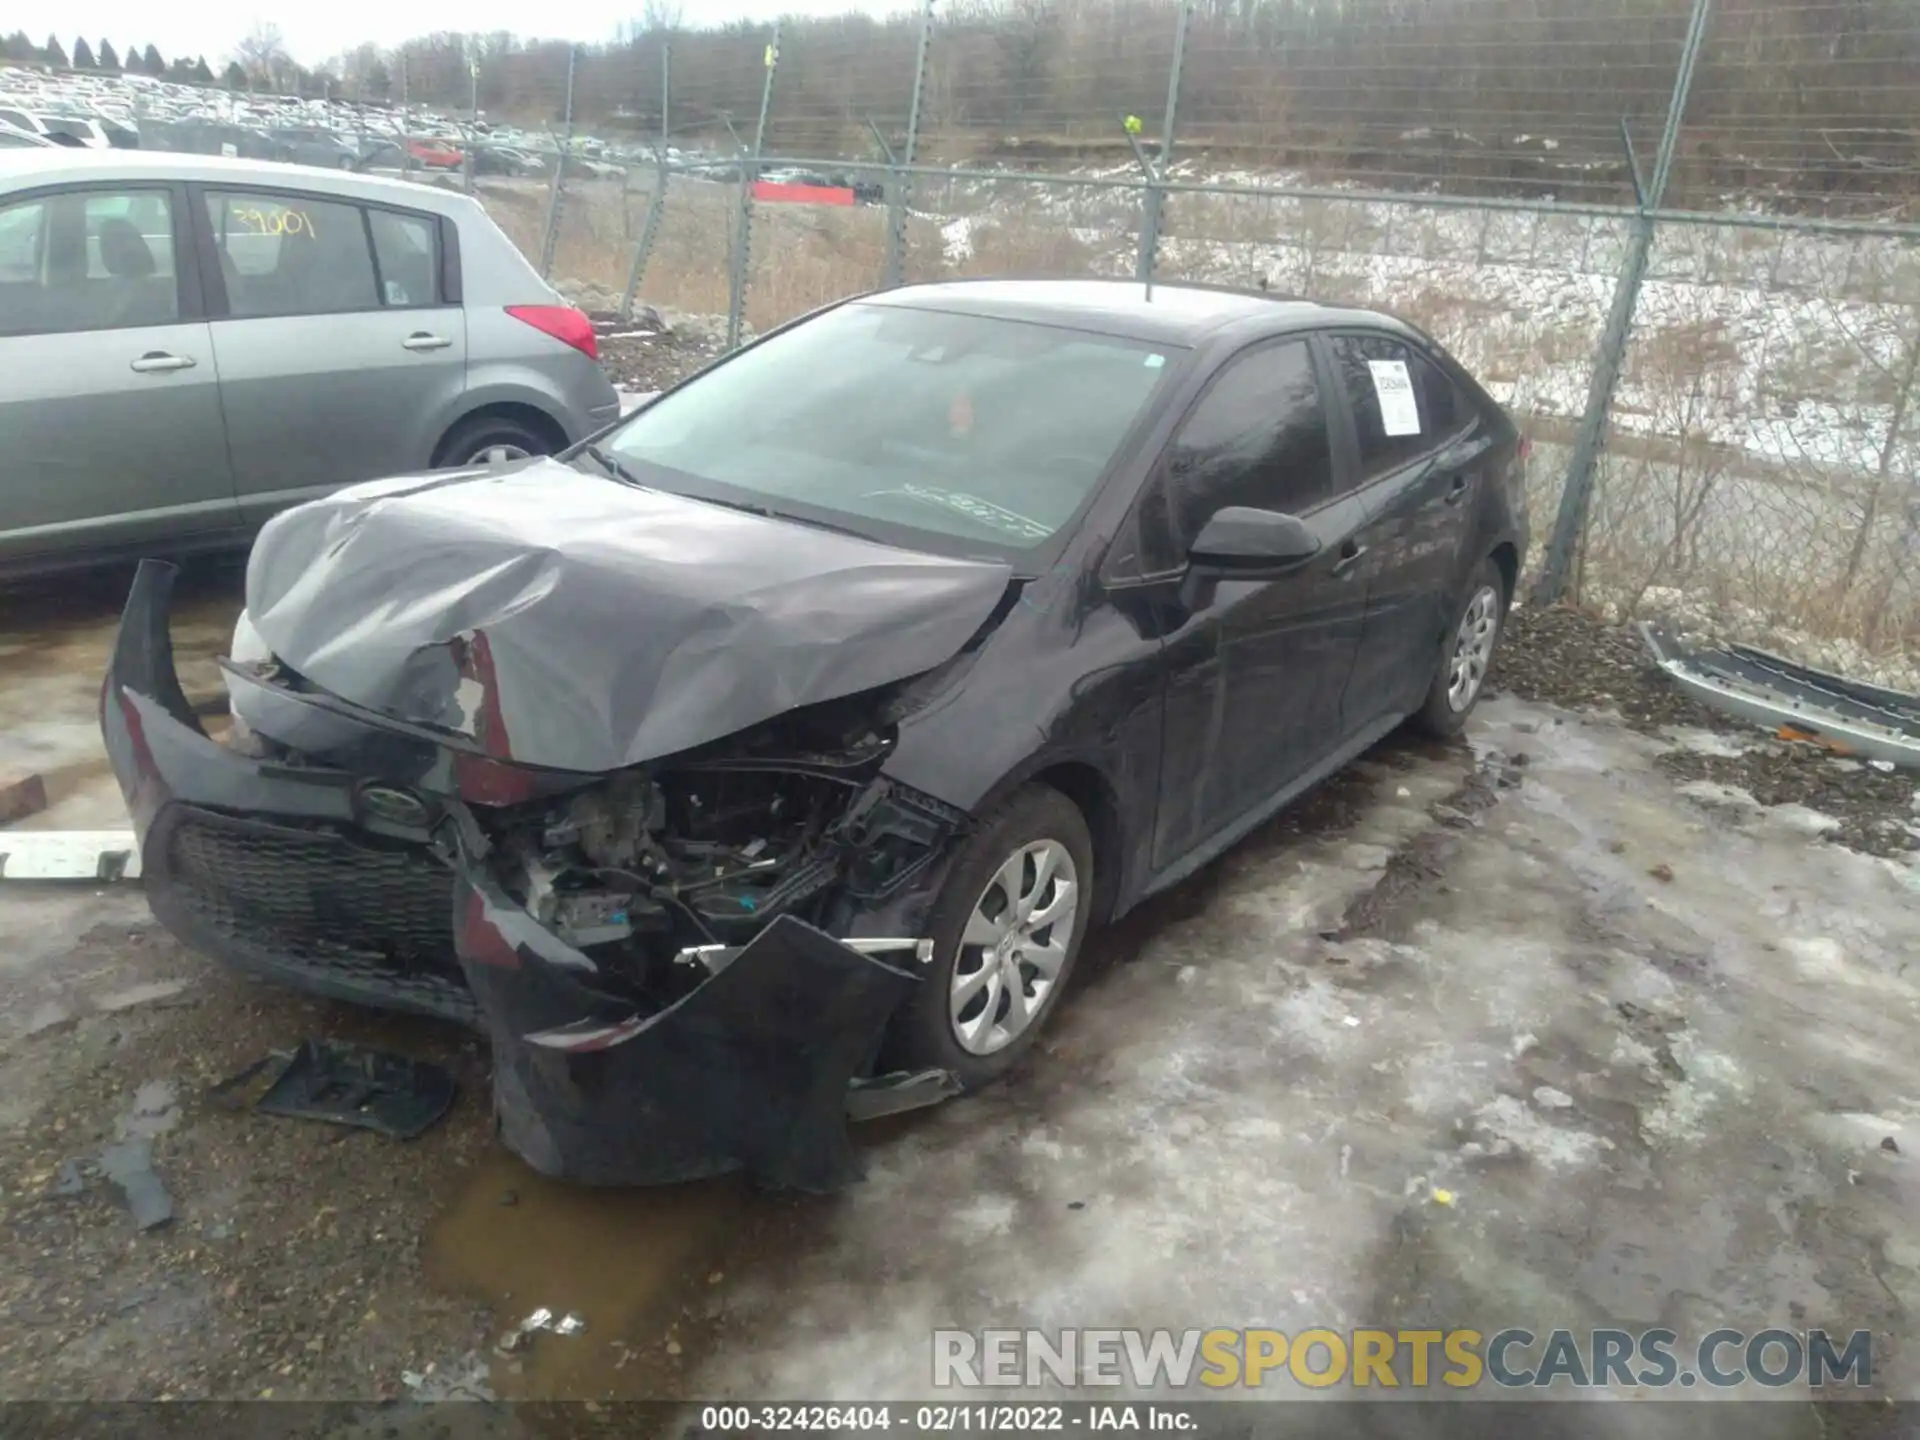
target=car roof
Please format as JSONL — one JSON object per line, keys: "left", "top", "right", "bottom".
{"left": 860, "top": 277, "right": 1418, "bottom": 347}
{"left": 0, "top": 148, "right": 475, "bottom": 216}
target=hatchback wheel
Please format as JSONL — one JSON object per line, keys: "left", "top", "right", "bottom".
{"left": 1412, "top": 556, "right": 1507, "bottom": 738}
{"left": 434, "top": 414, "right": 555, "bottom": 469}
{"left": 880, "top": 785, "right": 1094, "bottom": 1089}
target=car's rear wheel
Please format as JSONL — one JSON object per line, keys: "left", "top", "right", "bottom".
{"left": 1411, "top": 556, "right": 1507, "bottom": 738}
{"left": 434, "top": 413, "right": 555, "bottom": 468}
{"left": 880, "top": 784, "right": 1094, "bottom": 1090}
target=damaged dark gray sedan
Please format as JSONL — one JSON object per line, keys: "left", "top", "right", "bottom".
{"left": 102, "top": 279, "right": 1528, "bottom": 1190}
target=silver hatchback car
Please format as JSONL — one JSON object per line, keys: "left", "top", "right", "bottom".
{"left": 0, "top": 150, "right": 621, "bottom": 577}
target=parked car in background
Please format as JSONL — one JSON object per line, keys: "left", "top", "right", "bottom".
{"left": 472, "top": 144, "right": 547, "bottom": 177}
{"left": 101, "top": 278, "right": 1528, "bottom": 1190}
{"left": 406, "top": 137, "right": 463, "bottom": 170}
{"left": 0, "top": 122, "right": 54, "bottom": 149}
{"left": 0, "top": 149, "right": 620, "bottom": 578}
{"left": 0, "top": 109, "right": 101, "bottom": 147}
{"left": 140, "top": 118, "right": 282, "bottom": 162}
{"left": 268, "top": 128, "right": 360, "bottom": 170}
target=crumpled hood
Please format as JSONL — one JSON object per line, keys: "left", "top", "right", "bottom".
{"left": 243, "top": 459, "right": 1013, "bottom": 773}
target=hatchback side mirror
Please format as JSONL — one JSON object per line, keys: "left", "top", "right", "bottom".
{"left": 1188, "top": 506, "right": 1321, "bottom": 573}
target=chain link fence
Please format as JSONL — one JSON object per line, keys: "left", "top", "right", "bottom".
{"left": 5, "top": 0, "right": 1916, "bottom": 672}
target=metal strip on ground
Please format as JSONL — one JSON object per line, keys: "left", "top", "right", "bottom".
{"left": 1640, "top": 622, "right": 1920, "bottom": 770}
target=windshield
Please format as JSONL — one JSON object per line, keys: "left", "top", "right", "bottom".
{"left": 601, "top": 301, "right": 1179, "bottom": 556}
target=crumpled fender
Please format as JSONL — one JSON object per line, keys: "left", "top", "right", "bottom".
{"left": 454, "top": 867, "right": 922, "bottom": 1191}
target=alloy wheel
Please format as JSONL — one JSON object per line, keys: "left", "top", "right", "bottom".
{"left": 950, "top": 839, "right": 1078, "bottom": 1056}
{"left": 467, "top": 443, "right": 531, "bottom": 465}
{"left": 1447, "top": 584, "right": 1501, "bottom": 712}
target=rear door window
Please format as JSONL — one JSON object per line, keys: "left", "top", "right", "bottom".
{"left": 1410, "top": 349, "right": 1479, "bottom": 440}
{"left": 204, "top": 189, "right": 379, "bottom": 318}
{"left": 1328, "top": 333, "right": 1451, "bottom": 483}
{"left": 367, "top": 208, "right": 439, "bottom": 307}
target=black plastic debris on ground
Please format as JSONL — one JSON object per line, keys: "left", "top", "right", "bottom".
{"left": 98, "top": 1140, "right": 173, "bottom": 1230}
{"left": 250, "top": 1039, "right": 456, "bottom": 1140}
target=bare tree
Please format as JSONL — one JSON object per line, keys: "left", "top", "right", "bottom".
{"left": 234, "top": 21, "right": 289, "bottom": 88}
{"left": 642, "top": 0, "right": 684, "bottom": 33}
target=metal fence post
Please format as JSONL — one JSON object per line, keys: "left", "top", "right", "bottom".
{"left": 727, "top": 22, "right": 780, "bottom": 351}
{"left": 1137, "top": 0, "right": 1192, "bottom": 287}
{"left": 883, "top": 0, "right": 936, "bottom": 290}
{"left": 620, "top": 41, "right": 672, "bottom": 320}
{"left": 399, "top": 55, "right": 411, "bottom": 179}
{"left": 539, "top": 45, "right": 577, "bottom": 281}
{"left": 464, "top": 40, "right": 478, "bottom": 196}
{"left": 1534, "top": 0, "right": 1713, "bottom": 605}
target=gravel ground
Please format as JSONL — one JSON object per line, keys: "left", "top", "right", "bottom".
{"left": 587, "top": 308, "right": 734, "bottom": 397}
{"left": 1491, "top": 601, "right": 1920, "bottom": 859}
{"left": 0, "top": 901, "right": 497, "bottom": 1400}
{"left": 4, "top": 387, "right": 1919, "bottom": 1409}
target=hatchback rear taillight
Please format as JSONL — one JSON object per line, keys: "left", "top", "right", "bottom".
{"left": 505, "top": 304, "right": 598, "bottom": 360}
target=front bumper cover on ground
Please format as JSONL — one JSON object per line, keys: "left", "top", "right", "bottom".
{"left": 102, "top": 560, "right": 952, "bottom": 1191}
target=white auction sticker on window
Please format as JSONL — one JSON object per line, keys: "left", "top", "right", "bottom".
{"left": 1368, "top": 358, "right": 1422, "bottom": 436}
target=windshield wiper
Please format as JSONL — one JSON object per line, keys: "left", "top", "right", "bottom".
{"left": 581, "top": 443, "right": 646, "bottom": 488}
{"left": 690, "top": 494, "right": 873, "bottom": 539}
{"left": 580, "top": 451, "right": 872, "bottom": 540}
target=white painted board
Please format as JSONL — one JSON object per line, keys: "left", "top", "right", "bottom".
{"left": 0, "top": 831, "right": 143, "bottom": 881}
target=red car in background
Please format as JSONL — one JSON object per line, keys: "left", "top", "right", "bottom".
{"left": 406, "top": 136, "right": 463, "bottom": 169}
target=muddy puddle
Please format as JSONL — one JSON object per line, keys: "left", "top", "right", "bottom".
{"left": 411, "top": 742, "right": 1474, "bottom": 1403}
{"left": 425, "top": 1109, "right": 948, "bottom": 1400}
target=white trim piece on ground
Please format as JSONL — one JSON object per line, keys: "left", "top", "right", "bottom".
{"left": 0, "top": 831, "right": 143, "bottom": 881}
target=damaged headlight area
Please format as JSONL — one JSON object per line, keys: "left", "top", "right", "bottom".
{"left": 444, "top": 705, "right": 972, "bottom": 1191}
{"left": 470, "top": 697, "right": 966, "bottom": 1015}
{"left": 102, "top": 563, "right": 973, "bottom": 1193}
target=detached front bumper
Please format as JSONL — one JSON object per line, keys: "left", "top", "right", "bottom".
{"left": 103, "top": 560, "right": 951, "bottom": 1190}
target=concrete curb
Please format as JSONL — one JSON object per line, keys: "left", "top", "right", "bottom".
{"left": 0, "top": 771, "right": 48, "bottom": 825}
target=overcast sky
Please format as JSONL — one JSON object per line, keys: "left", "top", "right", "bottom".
{"left": 38, "top": 0, "right": 907, "bottom": 68}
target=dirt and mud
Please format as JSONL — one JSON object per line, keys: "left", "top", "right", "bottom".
{"left": 1493, "top": 601, "right": 1920, "bottom": 859}
{"left": 4, "top": 477, "right": 1920, "bottom": 1424}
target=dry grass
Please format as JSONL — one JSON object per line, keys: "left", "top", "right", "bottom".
{"left": 477, "top": 167, "right": 1920, "bottom": 670}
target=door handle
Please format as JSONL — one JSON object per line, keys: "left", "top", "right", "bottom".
{"left": 1330, "top": 541, "right": 1368, "bottom": 578}
{"left": 402, "top": 332, "right": 453, "bottom": 352}
{"left": 129, "top": 351, "right": 195, "bottom": 374}
{"left": 1443, "top": 475, "right": 1469, "bottom": 506}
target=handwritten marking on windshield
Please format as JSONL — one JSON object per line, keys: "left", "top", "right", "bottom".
{"left": 899, "top": 485, "right": 1051, "bottom": 541}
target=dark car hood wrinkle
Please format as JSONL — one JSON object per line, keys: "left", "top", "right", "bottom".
{"left": 243, "top": 459, "right": 1015, "bottom": 773}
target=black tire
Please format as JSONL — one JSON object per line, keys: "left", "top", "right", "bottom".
{"left": 1411, "top": 556, "right": 1507, "bottom": 739}
{"left": 433, "top": 413, "right": 556, "bottom": 468}
{"left": 880, "top": 785, "right": 1095, "bottom": 1090}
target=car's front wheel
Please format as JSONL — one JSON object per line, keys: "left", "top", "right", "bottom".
{"left": 881, "top": 784, "right": 1094, "bottom": 1089}
{"left": 1411, "top": 555, "right": 1507, "bottom": 738}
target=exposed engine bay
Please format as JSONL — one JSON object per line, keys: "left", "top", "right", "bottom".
{"left": 477, "top": 691, "right": 966, "bottom": 1016}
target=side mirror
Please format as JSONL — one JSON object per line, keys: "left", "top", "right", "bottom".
{"left": 1188, "top": 506, "right": 1321, "bottom": 572}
